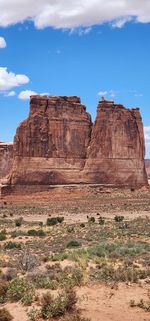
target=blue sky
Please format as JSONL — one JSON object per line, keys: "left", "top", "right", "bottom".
{"left": 0, "top": 0, "right": 150, "bottom": 157}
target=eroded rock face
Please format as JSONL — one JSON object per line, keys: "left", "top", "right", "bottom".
{"left": 10, "top": 96, "right": 148, "bottom": 187}
{"left": 83, "top": 99, "right": 147, "bottom": 186}
{"left": 145, "top": 160, "right": 150, "bottom": 178}
{"left": 11, "top": 96, "right": 92, "bottom": 184}
{"left": 0, "top": 142, "right": 13, "bottom": 179}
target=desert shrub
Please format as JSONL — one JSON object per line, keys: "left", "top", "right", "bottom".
{"left": 130, "top": 298, "right": 150, "bottom": 312}
{"left": 98, "top": 217, "right": 105, "bottom": 225}
{"left": 114, "top": 215, "right": 124, "bottom": 222}
{"left": 66, "top": 240, "right": 81, "bottom": 248}
{"left": 0, "top": 281, "right": 8, "bottom": 303}
{"left": 41, "top": 288, "right": 77, "bottom": 319}
{"left": 46, "top": 217, "right": 58, "bottom": 226}
{"left": 0, "top": 268, "right": 17, "bottom": 282}
{"left": 80, "top": 223, "right": 85, "bottom": 228}
{"left": 37, "top": 229, "right": 46, "bottom": 237}
{"left": 10, "top": 230, "right": 17, "bottom": 238}
{"left": 57, "top": 217, "right": 64, "bottom": 223}
{"left": 17, "top": 251, "right": 39, "bottom": 272}
{"left": 15, "top": 217, "right": 23, "bottom": 227}
{"left": 50, "top": 252, "right": 68, "bottom": 262}
{"left": 0, "top": 308, "right": 13, "bottom": 321}
{"left": 27, "top": 308, "right": 41, "bottom": 321}
{"left": 7, "top": 277, "right": 35, "bottom": 305}
{"left": 30, "top": 273, "right": 58, "bottom": 290}
{"left": 0, "top": 233, "right": 6, "bottom": 241}
{"left": 90, "top": 264, "right": 147, "bottom": 283}
{"left": 0, "top": 230, "right": 7, "bottom": 241}
{"left": 4, "top": 241, "right": 22, "bottom": 250}
{"left": 88, "top": 217, "right": 95, "bottom": 223}
{"left": 67, "top": 226, "right": 75, "bottom": 233}
{"left": 58, "top": 266, "right": 84, "bottom": 288}
{"left": 27, "top": 229, "right": 46, "bottom": 237}
{"left": 46, "top": 216, "right": 64, "bottom": 226}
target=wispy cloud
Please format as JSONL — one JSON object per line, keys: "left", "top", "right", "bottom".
{"left": 18, "top": 90, "right": 50, "bottom": 100}
{"left": 6, "top": 91, "right": 16, "bottom": 97}
{"left": 0, "top": 36, "right": 6, "bottom": 48}
{"left": 98, "top": 89, "right": 117, "bottom": 98}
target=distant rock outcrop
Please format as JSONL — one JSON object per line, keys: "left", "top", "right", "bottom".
{"left": 5, "top": 96, "right": 148, "bottom": 189}
{"left": 0, "top": 142, "right": 13, "bottom": 179}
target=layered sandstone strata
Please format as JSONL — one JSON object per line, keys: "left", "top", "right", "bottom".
{"left": 83, "top": 99, "right": 148, "bottom": 186}
{"left": 9, "top": 96, "right": 148, "bottom": 188}
{"left": 11, "top": 96, "right": 92, "bottom": 184}
{"left": 0, "top": 142, "right": 13, "bottom": 179}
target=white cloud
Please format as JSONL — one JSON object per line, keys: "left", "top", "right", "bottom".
{"left": 70, "top": 26, "right": 92, "bottom": 36}
{"left": 98, "top": 91, "right": 108, "bottom": 96}
{"left": 18, "top": 90, "right": 37, "bottom": 100}
{"left": 112, "top": 16, "right": 132, "bottom": 28}
{"left": 134, "top": 93, "right": 143, "bottom": 97}
{"left": 144, "top": 126, "right": 150, "bottom": 158}
{"left": 18, "top": 90, "right": 50, "bottom": 100}
{"left": 6, "top": 91, "right": 16, "bottom": 97}
{"left": 144, "top": 126, "right": 150, "bottom": 143}
{"left": 0, "top": 67, "right": 29, "bottom": 91}
{"left": 0, "top": 37, "right": 6, "bottom": 48}
{"left": 98, "top": 89, "right": 117, "bottom": 98}
{"left": 0, "top": 1, "right": 150, "bottom": 29}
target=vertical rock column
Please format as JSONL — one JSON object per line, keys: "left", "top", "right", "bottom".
{"left": 83, "top": 99, "right": 147, "bottom": 186}
{"left": 11, "top": 96, "right": 92, "bottom": 185}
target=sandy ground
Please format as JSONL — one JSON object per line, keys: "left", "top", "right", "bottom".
{"left": 1, "top": 185, "right": 150, "bottom": 321}
{"left": 3, "top": 284, "right": 150, "bottom": 321}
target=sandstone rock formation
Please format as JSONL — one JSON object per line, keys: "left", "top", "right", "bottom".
{"left": 83, "top": 98, "right": 147, "bottom": 186}
{"left": 9, "top": 96, "right": 148, "bottom": 189}
{"left": 11, "top": 96, "right": 92, "bottom": 185}
{"left": 0, "top": 142, "right": 13, "bottom": 179}
{"left": 145, "top": 159, "right": 150, "bottom": 178}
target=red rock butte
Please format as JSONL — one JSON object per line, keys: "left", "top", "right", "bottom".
{"left": 0, "top": 95, "right": 148, "bottom": 193}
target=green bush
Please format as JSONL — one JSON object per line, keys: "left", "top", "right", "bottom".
{"left": 80, "top": 223, "right": 85, "bottom": 228}
{"left": 27, "top": 308, "right": 41, "bottom": 321}
{"left": 27, "top": 229, "right": 46, "bottom": 237}
{"left": 57, "top": 216, "right": 64, "bottom": 224}
{"left": 114, "top": 215, "right": 124, "bottom": 222}
{"left": 0, "top": 308, "right": 13, "bottom": 321}
{"left": 66, "top": 240, "right": 82, "bottom": 248}
{"left": 33, "top": 275, "right": 58, "bottom": 290}
{"left": 98, "top": 217, "right": 105, "bottom": 225}
{"left": 0, "top": 281, "right": 8, "bottom": 303}
{"left": 7, "top": 277, "right": 35, "bottom": 305}
{"left": 88, "top": 217, "right": 95, "bottom": 223}
{"left": 41, "top": 288, "right": 77, "bottom": 319}
{"left": 58, "top": 266, "right": 84, "bottom": 288}
{"left": 4, "top": 241, "right": 22, "bottom": 250}
{"left": 46, "top": 216, "right": 64, "bottom": 226}
{"left": 15, "top": 217, "right": 23, "bottom": 227}
{"left": 46, "top": 217, "right": 58, "bottom": 226}
{"left": 0, "top": 233, "right": 6, "bottom": 241}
